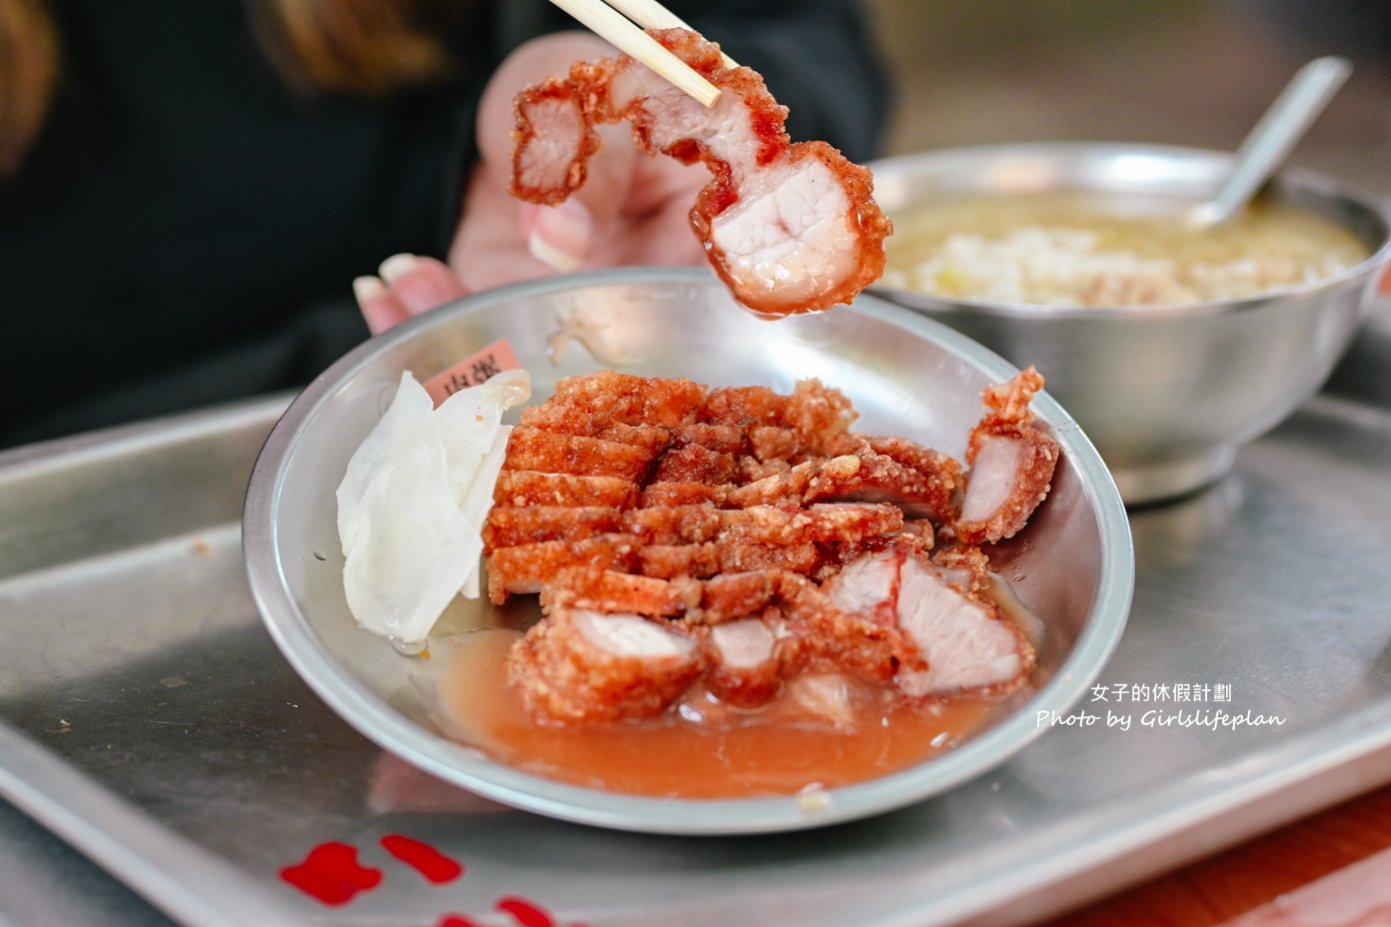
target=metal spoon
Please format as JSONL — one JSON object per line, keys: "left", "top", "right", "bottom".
{"left": 1188, "top": 55, "right": 1351, "bottom": 227}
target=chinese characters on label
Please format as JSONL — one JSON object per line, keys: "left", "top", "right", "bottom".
{"left": 423, "top": 339, "right": 523, "bottom": 406}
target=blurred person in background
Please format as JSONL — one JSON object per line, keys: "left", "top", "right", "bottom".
{"left": 0, "top": 0, "right": 889, "bottom": 449}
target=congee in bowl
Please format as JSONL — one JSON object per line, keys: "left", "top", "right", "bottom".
{"left": 881, "top": 191, "right": 1369, "bottom": 309}
{"left": 869, "top": 143, "right": 1391, "bottom": 505}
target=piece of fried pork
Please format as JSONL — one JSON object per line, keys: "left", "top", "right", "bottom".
{"left": 511, "top": 29, "right": 892, "bottom": 316}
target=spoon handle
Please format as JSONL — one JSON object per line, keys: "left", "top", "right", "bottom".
{"left": 1191, "top": 55, "right": 1351, "bottom": 227}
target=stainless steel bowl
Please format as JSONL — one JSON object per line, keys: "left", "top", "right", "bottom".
{"left": 243, "top": 268, "right": 1133, "bottom": 834}
{"left": 870, "top": 142, "right": 1391, "bottom": 504}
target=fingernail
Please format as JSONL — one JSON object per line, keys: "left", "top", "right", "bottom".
{"left": 527, "top": 199, "right": 592, "bottom": 272}
{"left": 378, "top": 253, "right": 419, "bottom": 284}
{"left": 353, "top": 275, "right": 387, "bottom": 303}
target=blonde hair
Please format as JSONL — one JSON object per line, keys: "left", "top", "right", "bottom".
{"left": 0, "top": 0, "right": 468, "bottom": 177}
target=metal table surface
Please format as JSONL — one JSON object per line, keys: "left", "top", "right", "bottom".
{"left": 1, "top": 318, "right": 1389, "bottom": 927}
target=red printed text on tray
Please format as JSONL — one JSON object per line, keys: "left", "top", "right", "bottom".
{"left": 281, "top": 836, "right": 587, "bottom": 926}
{"left": 279, "top": 841, "right": 383, "bottom": 906}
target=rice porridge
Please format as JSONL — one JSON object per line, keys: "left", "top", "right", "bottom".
{"left": 882, "top": 192, "right": 1369, "bottom": 307}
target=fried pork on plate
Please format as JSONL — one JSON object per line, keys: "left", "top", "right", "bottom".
{"left": 511, "top": 29, "right": 892, "bottom": 316}
{"left": 509, "top": 601, "right": 705, "bottom": 723}
{"left": 825, "top": 543, "right": 1035, "bottom": 698}
{"left": 954, "top": 366, "right": 1060, "bottom": 545}
{"left": 484, "top": 369, "right": 1058, "bottom": 725}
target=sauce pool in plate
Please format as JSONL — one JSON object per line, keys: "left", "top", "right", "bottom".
{"left": 427, "top": 627, "right": 1005, "bottom": 799}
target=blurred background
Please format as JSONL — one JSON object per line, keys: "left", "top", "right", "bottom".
{"left": 863, "top": 0, "right": 1391, "bottom": 196}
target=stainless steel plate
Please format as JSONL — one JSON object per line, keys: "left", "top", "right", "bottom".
{"left": 241, "top": 267, "right": 1133, "bottom": 834}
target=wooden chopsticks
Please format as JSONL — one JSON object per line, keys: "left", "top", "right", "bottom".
{"left": 545, "top": 0, "right": 737, "bottom": 108}
{"left": 602, "top": 0, "right": 740, "bottom": 69}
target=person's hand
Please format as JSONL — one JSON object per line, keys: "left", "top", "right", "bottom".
{"left": 452, "top": 31, "right": 708, "bottom": 291}
{"left": 355, "top": 31, "right": 708, "bottom": 335}
{"left": 353, "top": 254, "right": 468, "bottom": 335}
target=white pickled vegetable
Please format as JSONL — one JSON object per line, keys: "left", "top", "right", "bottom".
{"left": 336, "top": 369, "right": 530, "bottom": 643}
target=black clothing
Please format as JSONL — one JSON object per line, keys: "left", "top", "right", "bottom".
{"left": 0, "top": 0, "right": 890, "bottom": 449}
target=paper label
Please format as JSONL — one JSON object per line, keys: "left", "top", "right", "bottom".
{"left": 423, "top": 339, "right": 523, "bottom": 406}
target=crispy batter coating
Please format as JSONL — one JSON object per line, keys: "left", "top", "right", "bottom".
{"left": 542, "top": 567, "right": 701, "bottom": 618}
{"left": 651, "top": 442, "right": 739, "bottom": 484}
{"left": 804, "top": 450, "right": 959, "bottom": 523}
{"left": 528, "top": 370, "right": 704, "bottom": 429}
{"left": 493, "top": 471, "right": 639, "bottom": 509}
{"left": 486, "top": 533, "right": 640, "bottom": 603}
{"left": 700, "top": 380, "right": 856, "bottom": 452}
{"left": 639, "top": 480, "right": 730, "bottom": 508}
{"left": 482, "top": 505, "right": 623, "bottom": 549}
{"left": 504, "top": 427, "right": 658, "bottom": 481}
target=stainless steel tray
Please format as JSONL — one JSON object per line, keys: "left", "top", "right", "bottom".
{"left": 4, "top": 316, "right": 1391, "bottom": 926}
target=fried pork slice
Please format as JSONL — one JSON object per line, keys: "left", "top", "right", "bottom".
{"left": 636, "top": 540, "right": 822, "bottom": 578}
{"left": 493, "top": 471, "right": 639, "bottom": 509}
{"left": 894, "top": 556, "right": 1032, "bottom": 697}
{"left": 726, "top": 461, "right": 815, "bottom": 507}
{"left": 825, "top": 434, "right": 964, "bottom": 517}
{"left": 508, "top": 604, "right": 704, "bottom": 723}
{"left": 624, "top": 505, "right": 723, "bottom": 544}
{"left": 781, "top": 572, "right": 903, "bottom": 683}
{"left": 597, "top": 423, "right": 674, "bottom": 454}
{"left": 955, "top": 368, "right": 1060, "bottom": 545}
{"left": 738, "top": 455, "right": 792, "bottom": 483}
{"left": 512, "top": 30, "right": 892, "bottom": 316}
{"left": 902, "top": 518, "right": 937, "bottom": 548}
{"left": 486, "top": 533, "right": 640, "bottom": 603}
{"left": 782, "top": 380, "right": 859, "bottom": 448}
{"left": 700, "top": 385, "right": 787, "bottom": 429}
{"left": 700, "top": 380, "right": 855, "bottom": 450}
{"left": 696, "top": 573, "right": 858, "bottom": 706}
{"left": 808, "top": 528, "right": 935, "bottom": 584}
{"left": 651, "top": 442, "right": 739, "bottom": 484}
{"left": 748, "top": 426, "right": 808, "bottom": 464}
{"left": 640, "top": 480, "right": 730, "bottom": 508}
{"left": 932, "top": 546, "right": 992, "bottom": 595}
{"left": 670, "top": 423, "right": 748, "bottom": 455}
{"left": 542, "top": 567, "right": 700, "bottom": 618}
{"left": 511, "top": 75, "right": 598, "bottom": 204}
{"left": 640, "top": 460, "right": 814, "bottom": 509}
{"left": 638, "top": 542, "right": 721, "bottom": 579}
{"left": 784, "top": 674, "right": 856, "bottom": 728}
{"left": 804, "top": 450, "right": 959, "bottom": 523}
{"left": 704, "top": 615, "right": 787, "bottom": 708}
{"left": 825, "top": 545, "right": 1034, "bottom": 698}
{"left": 716, "top": 540, "right": 820, "bottom": 578}
{"left": 829, "top": 434, "right": 958, "bottom": 477}
{"left": 503, "top": 426, "right": 658, "bottom": 481}
{"left": 696, "top": 570, "right": 782, "bottom": 624}
{"left": 622, "top": 502, "right": 903, "bottom": 547}
{"left": 482, "top": 505, "right": 622, "bottom": 549}
{"left": 521, "top": 371, "right": 704, "bottom": 431}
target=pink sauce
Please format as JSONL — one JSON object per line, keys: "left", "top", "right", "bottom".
{"left": 434, "top": 629, "right": 1002, "bottom": 799}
